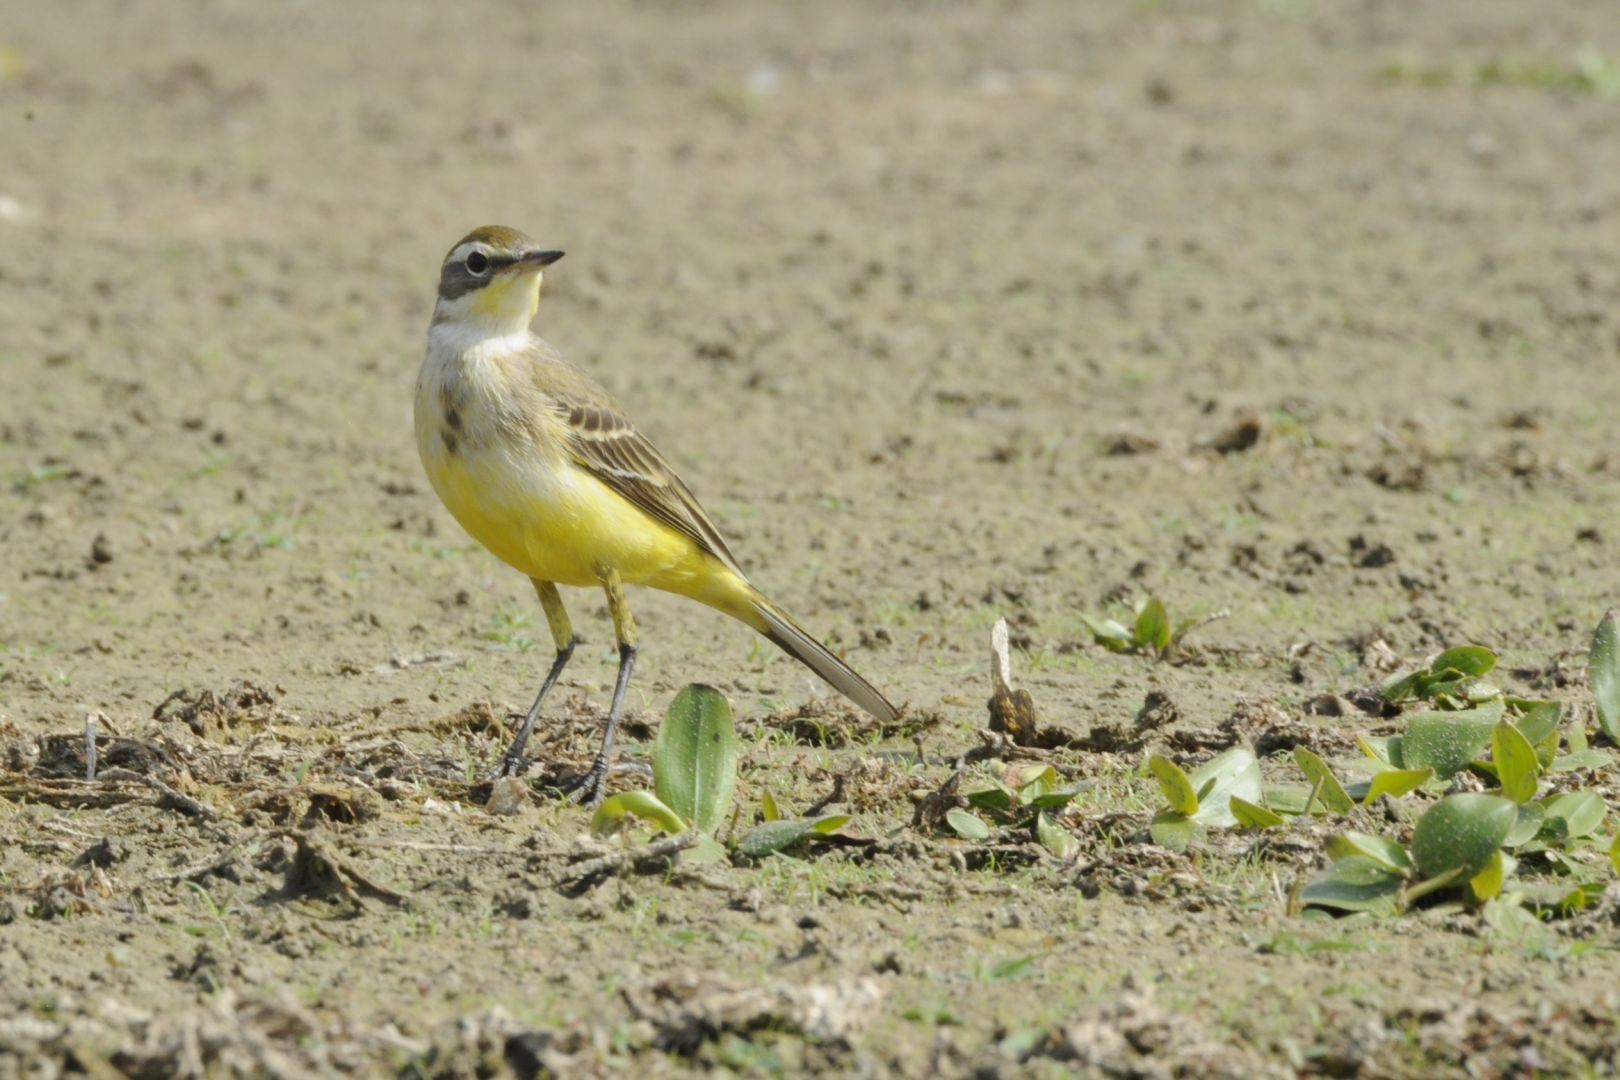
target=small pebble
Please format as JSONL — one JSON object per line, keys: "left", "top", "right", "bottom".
{"left": 486, "top": 775, "right": 530, "bottom": 816}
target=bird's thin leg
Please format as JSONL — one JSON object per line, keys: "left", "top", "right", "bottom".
{"left": 497, "top": 580, "right": 576, "bottom": 776}
{"left": 567, "top": 568, "right": 637, "bottom": 806}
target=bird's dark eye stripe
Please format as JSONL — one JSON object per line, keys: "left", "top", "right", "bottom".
{"left": 466, "top": 253, "right": 522, "bottom": 274}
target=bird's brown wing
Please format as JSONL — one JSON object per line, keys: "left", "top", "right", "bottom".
{"left": 530, "top": 351, "right": 742, "bottom": 575}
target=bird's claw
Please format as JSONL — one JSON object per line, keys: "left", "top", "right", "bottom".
{"left": 561, "top": 763, "right": 609, "bottom": 807}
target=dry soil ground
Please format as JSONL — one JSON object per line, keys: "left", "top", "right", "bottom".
{"left": 3, "top": 1, "right": 1620, "bottom": 1076}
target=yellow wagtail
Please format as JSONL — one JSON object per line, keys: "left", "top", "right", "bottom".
{"left": 415, "top": 226, "right": 898, "bottom": 803}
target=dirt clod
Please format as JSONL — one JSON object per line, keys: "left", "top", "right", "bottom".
{"left": 625, "top": 972, "right": 888, "bottom": 1053}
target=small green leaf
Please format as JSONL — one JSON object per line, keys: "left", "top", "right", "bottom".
{"left": 1540, "top": 790, "right": 1606, "bottom": 842}
{"left": 1429, "top": 644, "right": 1497, "bottom": 678}
{"left": 1516, "top": 879, "right": 1606, "bottom": 916}
{"left": 945, "top": 808, "right": 991, "bottom": 840}
{"left": 1079, "top": 614, "right": 1134, "bottom": 650}
{"left": 654, "top": 684, "right": 738, "bottom": 833}
{"left": 1491, "top": 720, "right": 1539, "bottom": 804}
{"left": 1325, "top": 831, "right": 1412, "bottom": 874}
{"left": 1482, "top": 896, "right": 1553, "bottom": 950}
{"left": 1610, "top": 835, "right": 1620, "bottom": 876}
{"left": 590, "top": 791, "right": 685, "bottom": 836}
{"left": 966, "top": 783, "right": 1016, "bottom": 813}
{"left": 1411, "top": 793, "right": 1516, "bottom": 880}
{"left": 1414, "top": 670, "right": 1492, "bottom": 704}
{"left": 1186, "top": 746, "right": 1263, "bottom": 827}
{"left": 1511, "top": 700, "right": 1562, "bottom": 767}
{"left": 1504, "top": 802, "right": 1545, "bottom": 847}
{"left": 1133, "top": 597, "right": 1172, "bottom": 651}
{"left": 1592, "top": 610, "right": 1620, "bottom": 744}
{"left": 1029, "top": 786, "right": 1085, "bottom": 810}
{"left": 1148, "top": 809, "right": 1199, "bottom": 851}
{"left": 1549, "top": 749, "right": 1615, "bottom": 773}
{"left": 1035, "top": 811, "right": 1077, "bottom": 859}
{"left": 1009, "top": 764, "right": 1059, "bottom": 802}
{"left": 760, "top": 790, "right": 781, "bottom": 821}
{"left": 1299, "top": 855, "right": 1403, "bottom": 914}
{"left": 1292, "top": 748, "right": 1354, "bottom": 812}
{"left": 1357, "top": 735, "right": 1402, "bottom": 767}
{"left": 1148, "top": 755, "right": 1199, "bottom": 816}
{"left": 1379, "top": 669, "right": 1423, "bottom": 704}
{"left": 738, "top": 815, "right": 851, "bottom": 856}
{"left": 1229, "top": 795, "right": 1285, "bottom": 829}
{"left": 1354, "top": 767, "right": 1432, "bottom": 804}
{"left": 1262, "top": 784, "right": 1313, "bottom": 816}
{"left": 1469, "top": 849, "right": 1508, "bottom": 903}
{"left": 1400, "top": 709, "right": 1498, "bottom": 779}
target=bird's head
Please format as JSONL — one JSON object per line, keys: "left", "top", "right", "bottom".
{"left": 432, "top": 225, "right": 564, "bottom": 335}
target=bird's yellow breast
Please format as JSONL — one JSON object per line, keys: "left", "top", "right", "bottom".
{"left": 413, "top": 346, "right": 719, "bottom": 594}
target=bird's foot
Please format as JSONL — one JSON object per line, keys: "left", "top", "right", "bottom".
{"left": 556, "top": 759, "right": 650, "bottom": 807}
{"left": 560, "top": 761, "right": 609, "bottom": 807}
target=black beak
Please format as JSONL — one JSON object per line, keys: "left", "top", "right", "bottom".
{"left": 522, "top": 249, "right": 565, "bottom": 267}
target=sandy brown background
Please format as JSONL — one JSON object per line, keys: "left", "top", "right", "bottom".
{"left": 3, "top": 1, "right": 1620, "bottom": 1075}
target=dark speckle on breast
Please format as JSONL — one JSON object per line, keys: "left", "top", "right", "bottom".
{"left": 442, "top": 428, "right": 459, "bottom": 454}
{"left": 445, "top": 405, "right": 463, "bottom": 431}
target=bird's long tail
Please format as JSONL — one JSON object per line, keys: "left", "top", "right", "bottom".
{"left": 750, "top": 594, "right": 899, "bottom": 723}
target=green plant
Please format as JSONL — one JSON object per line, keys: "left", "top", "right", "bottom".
{"left": 734, "top": 787, "right": 853, "bottom": 857}
{"left": 652, "top": 684, "right": 737, "bottom": 832}
{"left": 590, "top": 685, "right": 736, "bottom": 859}
{"left": 1378, "top": 644, "right": 1499, "bottom": 708}
{"left": 1080, "top": 596, "right": 1165, "bottom": 655}
{"left": 1145, "top": 746, "right": 1263, "bottom": 850}
{"left": 1297, "top": 783, "right": 1609, "bottom": 916}
{"left": 940, "top": 763, "right": 1083, "bottom": 858}
{"left": 738, "top": 813, "right": 851, "bottom": 857}
{"left": 1298, "top": 642, "right": 1616, "bottom": 916}
{"left": 1592, "top": 609, "right": 1619, "bottom": 744}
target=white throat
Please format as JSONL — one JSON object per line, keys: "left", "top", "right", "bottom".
{"left": 427, "top": 285, "right": 538, "bottom": 359}
{"left": 427, "top": 314, "right": 533, "bottom": 362}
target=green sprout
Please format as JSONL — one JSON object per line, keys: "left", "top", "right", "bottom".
{"left": 1078, "top": 596, "right": 1224, "bottom": 658}
{"left": 943, "top": 763, "right": 1083, "bottom": 859}
{"left": 590, "top": 684, "right": 737, "bottom": 862}
{"left": 1145, "top": 746, "right": 1266, "bottom": 850}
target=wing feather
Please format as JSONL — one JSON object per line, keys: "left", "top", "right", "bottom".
{"left": 555, "top": 388, "right": 741, "bottom": 574}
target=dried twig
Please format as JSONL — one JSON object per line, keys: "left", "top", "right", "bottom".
{"left": 0, "top": 777, "right": 149, "bottom": 809}
{"left": 345, "top": 838, "right": 518, "bottom": 856}
{"left": 39, "top": 818, "right": 101, "bottom": 841}
{"left": 1171, "top": 608, "right": 1232, "bottom": 653}
{"left": 84, "top": 714, "right": 99, "bottom": 781}
{"left": 148, "top": 847, "right": 244, "bottom": 886}
{"left": 97, "top": 768, "right": 215, "bottom": 819}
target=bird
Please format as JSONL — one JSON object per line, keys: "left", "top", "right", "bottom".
{"left": 414, "top": 225, "right": 898, "bottom": 804}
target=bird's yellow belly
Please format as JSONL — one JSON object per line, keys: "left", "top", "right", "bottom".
{"left": 422, "top": 437, "right": 707, "bottom": 591}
